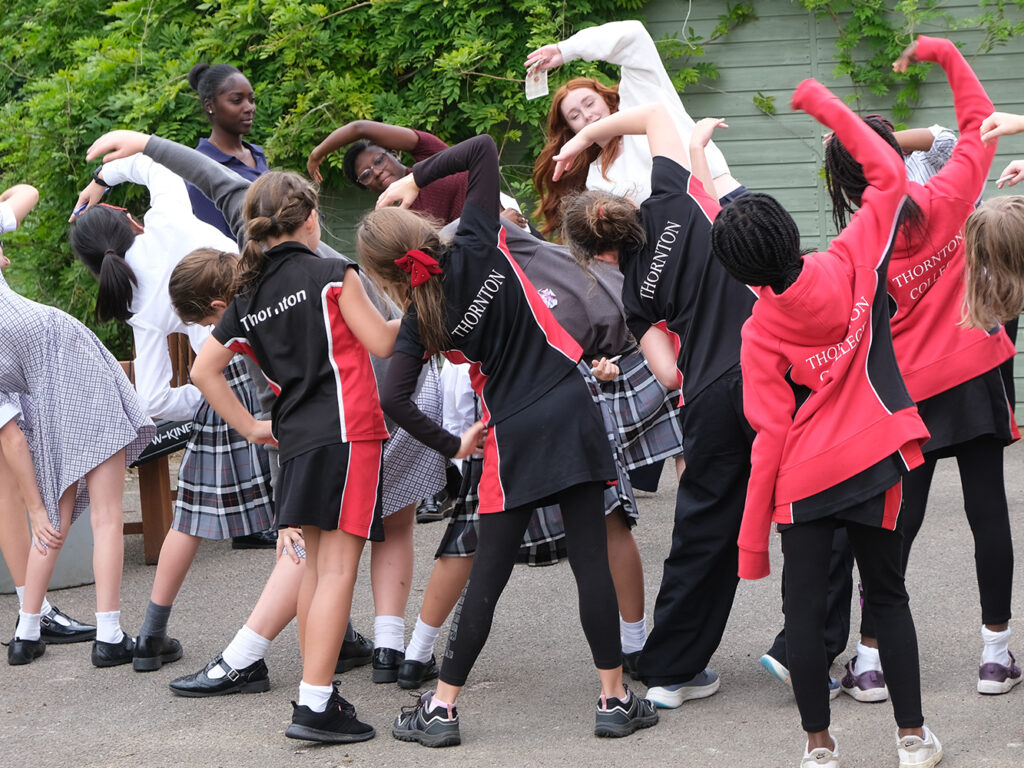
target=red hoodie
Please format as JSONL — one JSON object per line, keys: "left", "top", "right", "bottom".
{"left": 737, "top": 79, "right": 930, "bottom": 580}
{"left": 887, "top": 36, "right": 1015, "bottom": 402}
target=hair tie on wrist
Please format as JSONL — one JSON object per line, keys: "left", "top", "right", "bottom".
{"left": 396, "top": 249, "right": 443, "bottom": 287}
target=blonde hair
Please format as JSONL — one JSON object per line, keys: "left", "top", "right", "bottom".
{"left": 357, "top": 206, "right": 449, "bottom": 354}
{"left": 963, "top": 196, "right": 1024, "bottom": 329}
{"left": 560, "top": 190, "right": 646, "bottom": 268}
{"left": 169, "top": 248, "right": 239, "bottom": 324}
{"left": 238, "top": 172, "right": 318, "bottom": 293}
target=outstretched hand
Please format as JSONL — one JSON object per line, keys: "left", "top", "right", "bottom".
{"left": 524, "top": 44, "right": 563, "bottom": 73}
{"left": 691, "top": 117, "right": 728, "bottom": 149}
{"left": 376, "top": 173, "right": 420, "bottom": 209}
{"left": 86, "top": 130, "right": 150, "bottom": 164}
{"left": 997, "top": 159, "right": 1024, "bottom": 189}
{"left": 892, "top": 40, "right": 920, "bottom": 73}
{"left": 980, "top": 112, "right": 1024, "bottom": 145}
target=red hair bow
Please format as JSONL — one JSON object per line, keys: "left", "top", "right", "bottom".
{"left": 396, "top": 249, "right": 442, "bottom": 287}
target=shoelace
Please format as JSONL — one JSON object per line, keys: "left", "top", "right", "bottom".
{"left": 400, "top": 690, "right": 428, "bottom": 717}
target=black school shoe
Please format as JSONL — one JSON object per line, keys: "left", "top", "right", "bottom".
{"left": 594, "top": 685, "right": 659, "bottom": 738}
{"left": 622, "top": 650, "right": 641, "bottom": 679}
{"left": 91, "top": 633, "right": 135, "bottom": 667}
{"left": 397, "top": 655, "right": 439, "bottom": 690}
{"left": 133, "top": 634, "right": 183, "bottom": 672}
{"left": 7, "top": 637, "right": 46, "bottom": 666}
{"left": 39, "top": 607, "right": 96, "bottom": 644}
{"left": 372, "top": 647, "right": 404, "bottom": 683}
{"left": 285, "top": 685, "right": 375, "bottom": 743}
{"left": 169, "top": 655, "right": 270, "bottom": 697}
{"left": 231, "top": 530, "right": 278, "bottom": 550}
{"left": 336, "top": 630, "right": 373, "bottom": 673}
{"left": 392, "top": 690, "right": 461, "bottom": 747}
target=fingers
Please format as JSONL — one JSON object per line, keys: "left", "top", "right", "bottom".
{"left": 307, "top": 158, "right": 322, "bottom": 184}
{"left": 997, "top": 161, "right": 1024, "bottom": 188}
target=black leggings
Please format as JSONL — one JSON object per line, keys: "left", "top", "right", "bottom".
{"left": 861, "top": 435, "right": 1013, "bottom": 636}
{"left": 783, "top": 516, "right": 923, "bottom": 733}
{"left": 439, "top": 481, "right": 621, "bottom": 687}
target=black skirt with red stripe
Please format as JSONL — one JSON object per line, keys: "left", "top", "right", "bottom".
{"left": 476, "top": 364, "right": 616, "bottom": 514}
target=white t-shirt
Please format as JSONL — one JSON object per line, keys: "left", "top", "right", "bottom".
{"left": 0, "top": 201, "right": 18, "bottom": 234}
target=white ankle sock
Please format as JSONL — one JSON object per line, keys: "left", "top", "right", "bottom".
{"left": 94, "top": 611, "right": 124, "bottom": 644}
{"left": 405, "top": 617, "right": 441, "bottom": 663}
{"left": 39, "top": 597, "right": 53, "bottom": 617}
{"left": 981, "top": 626, "right": 1012, "bottom": 666}
{"left": 298, "top": 681, "right": 334, "bottom": 712}
{"left": 15, "top": 611, "right": 41, "bottom": 641}
{"left": 374, "top": 615, "right": 405, "bottom": 652}
{"left": 221, "top": 625, "right": 272, "bottom": 674}
{"left": 427, "top": 693, "right": 454, "bottom": 717}
{"left": 854, "top": 642, "right": 882, "bottom": 674}
{"left": 15, "top": 586, "right": 25, "bottom": 608}
{"left": 620, "top": 617, "right": 647, "bottom": 654}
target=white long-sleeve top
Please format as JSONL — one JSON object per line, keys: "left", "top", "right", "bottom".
{"left": 438, "top": 361, "right": 475, "bottom": 472}
{"left": 558, "top": 19, "right": 731, "bottom": 203}
{"left": 101, "top": 154, "right": 237, "bottom": 421}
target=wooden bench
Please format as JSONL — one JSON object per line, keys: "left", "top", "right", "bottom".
{"left": 121, "top": 334, "right": 195, "bottom": 565}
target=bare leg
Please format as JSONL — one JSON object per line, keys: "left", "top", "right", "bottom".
{"left": 0, "top": 451, "right": 30, "bottom": 587}
{"left": 606, "top": 511, "right": 644, "bottom": 623}
{"left": 598, "top": 666, "right": 628, "bottom": 700}
{"left": 370, "top": 504, "right": 415, "bottom": 617}
{"left": 22, "top": 485, "right": 75, "bottom": 614}
{"left": 419, "top": 556, "right": 474, "bottom": 627}
{"left": 149, "top": 529, "right": 203, "bottom": 606}
{"left": 300, "top": 526, "right": 366, "bottom": 685}
{"left": 85, "top": 451, "right": 125, "bottom": 613}
{"left": 245, "top": 555, "right": 304, "bottom": 640}
{"left": 674, "top": 455, "right": 685, "bottom": 483}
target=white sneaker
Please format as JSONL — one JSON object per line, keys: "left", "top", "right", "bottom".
{"left": 897, "top": 725, "right": 943, "bottom": 768}
{"left": 645, "top": 669, "right": 720, "bottom": 709}
{"left": 801, "top": 736, "right": 839, "bottom": 768}
{"left": 760, "top": 653, "right": 792, "bottom": 686}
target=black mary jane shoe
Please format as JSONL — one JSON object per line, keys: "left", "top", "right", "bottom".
{"left": 169, "top": 654, "right": 270, "bottom": 697}
{"left": 397, "top": 655, "right": 439, "bottom": 690}
{"left": 39, "top": 606, "right": 96, "bottom": 644}
{"left": 8, "top": 637, "right": 46, "bottom": 666}
{"left": 231, "top": 530, "right": 278, "bottom": 550}
{"left": 91, "top": 633, "right": 135, "bottom": 668}
{"left": 133, "top": 634, "right": 183, "bottom": 672}
{"left": 372, "top": 646, "right": 405, "bottom": 684}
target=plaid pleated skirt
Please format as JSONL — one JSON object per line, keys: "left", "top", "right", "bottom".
{"left": 435, "top": 363, "right": 637, "bottom": 565}
{"left": 599, "top": 349, "right": 684, "bottom": 470}
{"left": 171, "top": 356, "right": 274, "bottom": 539}
{"left": 381, "top": 359, "right": 446, "bottom": 518}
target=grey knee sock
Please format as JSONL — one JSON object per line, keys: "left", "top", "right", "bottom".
{"left": 139, "top": 601, "right": 172, "bottom": 638}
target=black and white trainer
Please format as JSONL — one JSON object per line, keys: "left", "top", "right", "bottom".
{"left": 594, "top": 684, "right": 659, "bottom": 738}
{"left": 284, "top": 684, "right": 375, "bottom": 743}
{"left": 392, "top": 690, "right": 461, "bottom": 747}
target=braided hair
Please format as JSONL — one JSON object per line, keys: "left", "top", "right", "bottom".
{"left": 711, "top": 193, "right": 803, "bottom": 293}
{"left": 824, "top": 114, "right": 925, "bottom": 238}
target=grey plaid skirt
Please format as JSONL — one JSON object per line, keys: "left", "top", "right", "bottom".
{"left": 171, "top": 356, "right": 274, "bottom": 539}
{"left": 381, "top": 359, "right": 446, "bottom": 518}
{"left": 435, "top": 363, "right": 637, "bottom": 565}
{"left": 599, "top": 349, "right": 684, "bottom": 470}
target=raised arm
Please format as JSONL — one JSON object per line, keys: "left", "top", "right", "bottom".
{"left": 793, "top": 78, "right": 906, "bottom": 267}
{"left": 307, "top": 120, "right": 419, "bottom": 183}
{"left": 0, "top": 184, "right": 40, "bottom": 230}
{"left": 899, "top": 36, "right": 996, "bottom": 203}
{"left": 553, "top": 103, "right": 688, "bottom": 181}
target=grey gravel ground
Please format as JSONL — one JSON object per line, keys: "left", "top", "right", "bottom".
{"left": 2, "top": 444, "right": 1023, "bottom": 767}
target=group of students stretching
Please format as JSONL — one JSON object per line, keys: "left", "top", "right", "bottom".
{"left": 3, "top": 18, "right": 1024, "bottom": 768}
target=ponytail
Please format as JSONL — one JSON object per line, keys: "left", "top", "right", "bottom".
{"left": 560, "top": 190, "right": 646, "bottom": 268}
{"left": 69, "top": 205, "right": 138, "bottom": 322}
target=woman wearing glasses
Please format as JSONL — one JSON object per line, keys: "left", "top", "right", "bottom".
{"left": 68, "top": 153, "right": 274, "bottom": 671}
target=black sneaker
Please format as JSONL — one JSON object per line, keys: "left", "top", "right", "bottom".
{"left": 91, "top": 633, "right": 135, "bottom": 668}
{"left": 397, "top": 655, "right": 439, "bottom": 690}
{"left": 392, "top": 690, "right": 461, "bottom": 747}
{"left": 169, "top": 655, "right": 270, "bottom": 697}
{"left": 594, "top": 685, "right": 659, "bottom": 738}
{"left": 39, "top": 607, "right": 96, "bottom": 644}
{"left": 284, "top": 685, "right": 375, "bottom": 743}
{"left": 336, "top": 630, "right": 373, "bottom": 673}
{"left": 372, "top": 646, "right": 404, "bottom": 683}
{"left": 133, "top": 634, "right": 183, "bottom": 672}
{"left": 7, "top": 637, "right": 46, "bottom": 666}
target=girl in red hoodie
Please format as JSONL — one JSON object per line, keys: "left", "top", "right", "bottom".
{"left": 825, "top": 37, "right": 1019, "bottom": 698}
{"left": 711, "top": 77, "right": 938, "bottom": 768}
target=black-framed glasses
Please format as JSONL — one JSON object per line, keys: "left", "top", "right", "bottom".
{"left": 357, "top": 151, "right": 389, "bottom": 186}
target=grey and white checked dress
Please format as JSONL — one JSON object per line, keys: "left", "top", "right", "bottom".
{"left": 0, "top": 270, "right": 154, "bottom": 530}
